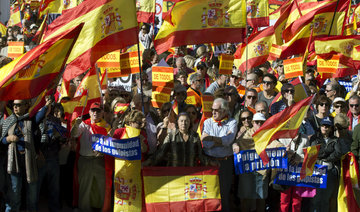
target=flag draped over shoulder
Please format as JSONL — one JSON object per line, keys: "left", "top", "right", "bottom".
{"left": 42, "top": 0, "right": 138, "bottom": 81}
{"left": 0, "top": 24, "right": 82, "bottom": 101}
{"left": 300, "top": 144, "right": 320, "bottom": 180}
{"left": 254, "top": 95, "right": 314, "bottom": 165}
{"left": 143, "top": 166, "right": 221, "bottom": 212}
{"left": 154, "top": 0, "right": 247, "bottom": 54}
{"left": 136, "top": 0, "right": 156, "bottom": 23}
{"left": 338, "top": 152, "right": 360, "bottom": 212}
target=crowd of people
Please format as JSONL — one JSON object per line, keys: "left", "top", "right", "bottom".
{"left": 0, "top": 3, "right": 359, "bottom": 212}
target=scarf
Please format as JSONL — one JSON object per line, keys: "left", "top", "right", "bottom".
{"left": 83, "top": 118, "right": 110, "bottom": 135}
{"left": 212, "top": 116, "right": 228, "bottom": 126}
{"left": 4, "top": 113, "right": 38, "bottom": 183}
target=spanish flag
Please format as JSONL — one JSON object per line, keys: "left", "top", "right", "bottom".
{"left": 314, "top": 35, "right": 360, "bottom": 77}
{"left": 114, "top": 126, "right": 143, "bottom": 212}
{"left": 235, "top": 26, "right": 276, "bottom": 72}
{"left": 338, "top": 152, "right": 360, "bottom": 212}
{"left": 154, "top": 0, "right": 247, "bottom": 54}
{"left": 42, "top": 0, "right": 138, "bottom": 81}
{"left": 246, "top": 0, "right": 269, "bottom": 28}
{"left": 0, "top": 24, "right": 82, "bottom": 101}
{"left": 38, "top": 0, "right": 78, "bottom": 18}
{"left": 137, "top": 0, "right": 156, "bottom": 23}
{"left": 300, "top": 144, "right": 320, "bottom": 180}
{"left": 8, "top": 5, "right": 22, "bottom": 27}
{"left": 254, "top": 95, "right": 314, "bottom": 165}
{"left": 0, "top": 22, "right": 6, "bottom": 36}
{"left": 70, "top": 67, "right": 101, "bottom": 122}
{"left": 143, "top": 166, "right": 221, "bottom": 212}
{"left": 282, "top": 0, "right": 349, "bottom": 43}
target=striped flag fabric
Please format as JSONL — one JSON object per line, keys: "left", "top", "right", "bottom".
{"left": 0, "top": 24, "right": 82, "bottom": 101}
{"left": 300, "top": 144, "right": 321, "bottom": 180}
{"left": 154, "top": 0, "right": 247, "bottom": 54}
{"left": 8, "top": 4, "right": 22, "bottom": 27}
{"left": 0, "top": 22, "right": 6, "bottom": 36}
{"left": 254, "top": 95, "right": 314, "bottom": 165}
{"left": 136, "top": 0, "right": 156, "bottom": 23}
{"left": 338, "top": 152, "right": 360, "bottom": 212}
{"left": 143, "top": 166, "right": 221, "bottom": 212}
{"left": 42, "top": 0, "right": 138, "bottom": 81}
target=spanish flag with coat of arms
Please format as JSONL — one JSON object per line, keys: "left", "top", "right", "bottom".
{"left": 42, "top": 0, "right": 138, "bottom": 81}
{"left": 143, "top": 166, "right": 221, "bottom": 212}
{"left": 154, "top": 0, "right": 247, "bottom": 54}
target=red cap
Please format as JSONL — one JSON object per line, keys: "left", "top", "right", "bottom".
{"left": 90, "top": 102, "right": 102, "bottom": 110}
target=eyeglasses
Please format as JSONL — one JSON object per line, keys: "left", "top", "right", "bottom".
{"left": 241, "top": 116, "right": 251, "bottom": 121}
{"left": 162, "top": 109, "right": 170, "bottom": 113}
{"left": 247, "top": 96, "right": 257, "bottom": 99}
{"left": 246, "top": 79, "right": 254, "bottom": 82}
{"left": 262, "top": 81, "right": 273, "bottom": 85}
{"left": 212, "top": 108, "right": 222, "bottom": 113}
{"left": 334, "top": 104, "right": 345, "bottom": 109}
{"left": 13, "top": 103, "right": 25, "bottom": 107}
{"left": 254, "top": 121, "right": 265, "bottom": 125}
{"left": 91, "top": 108, "right": 102, "bottom": 113}
{"left": 325, "top": 89, "right": 333, "bottom": 93}
{"left": 284, "top": 89, "right": 295, "bottom": 94}
{"left": 135, "top": 121, "right": 143, "bottom": 125}
{"left": 231, "top": 75, "right": 239, "bottom": 79}
{"left": 350, "top": 104, "right": 359, "bottom": 108}
{"left": 319, "top": 103, "right": 330, "bottom": 107}
{"left": 321, "top": 124, "right": 331, "bottom": 128}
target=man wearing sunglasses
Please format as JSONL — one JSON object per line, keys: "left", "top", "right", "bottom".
{"left": 271, "top": 83, "right": 295, "bottom": 115}
{"left": 347, "top": 95, "right": 360, "bottom": 131}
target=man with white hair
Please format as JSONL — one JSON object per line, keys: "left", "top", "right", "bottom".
{"left": 174, "top": 57, "right": 194, "bottom": 76}
{"left": 201, "top": 98, "right": 237, "bottom": 212}
{"left": 185, "top": 73, "right": 203, "bottom": 108}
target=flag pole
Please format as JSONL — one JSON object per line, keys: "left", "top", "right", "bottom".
{"left": 328, "top": 0, "right": 340, "bottom": 36}
{"left": 135, "top": 26, "right": 145, "bottom": 113}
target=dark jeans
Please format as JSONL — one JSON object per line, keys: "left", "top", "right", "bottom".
{"left": 37, "top": 158, "right": 61, "bottom": 212}
{"left": 6, "top": 154, "right": 37, "bottom": 212}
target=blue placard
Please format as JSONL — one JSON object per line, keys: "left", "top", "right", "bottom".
{"left": 234, "top": 147, "right": 288, "bottom": 174}
{"left": 274, "top": 163, "right": 328, "bottom": 188}
{"left": 338, "top": 80, "right": 352, "bottom": 93}
{"left": 91, "top": 134, "right": 141, "bottom": 160}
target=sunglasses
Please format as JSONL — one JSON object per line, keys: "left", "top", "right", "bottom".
{"left": 247, "top": 96, "right": 257, "bottom": 99}
{"left": 231, "top": 75, "right": 239, "bottom": 79}
{"left": 284, "top": 89, "right": 295, "bottom": 94}
{"left": 13, "top": 103, "right": 25, "bottom": 107}
{"left": 254, "top": 121, "right": 265, "bottom": 125}
{"left": 91, "top": 108, "right": 102, "bottom": 113}
{"left": 319, "top": 103, "right": 330, "bottom": 107}
{"left": 334, "top": 104, "right": 345, "bottom": 109}
{"left": 325, "top": 89, "right": 333, "bottom": 93}
{"left": 262, "top": 81, "right": 273, "bottom": 85}
{"left": 241, "top": 116, "right": 251, "bottom": 121}
{"left": 212, "top": 108, "right": 222, "bottom": 113}
{"left": 350, "top": 104, "right": 359, "bottom": 108}
{"left": 246, "top": 79, "right": 254, "bottom": 82}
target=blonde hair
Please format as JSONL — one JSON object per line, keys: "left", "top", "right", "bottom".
{"left": 124, "top": 110, "right": 145, "bottom": 125}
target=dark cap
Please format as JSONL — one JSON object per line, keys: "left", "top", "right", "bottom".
{"left": 196, "top": 61, "right": 207, "bottom": 69}
{"left": 90, "top": 102, "right": 102, "bottom": 110}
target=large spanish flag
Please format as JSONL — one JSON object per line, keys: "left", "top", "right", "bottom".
{"left": 143, "top": 166, "right": 221, "bottom": 212}
{"left": 154, "top": 0, "right": 246, "bottom": 54}
{"left": 282, "top": 0, "right": 349, "bottom": 43}
{"left": 137, "top": 0, "right": 156, "bottom": 23}
{"left": 42, "top": 0, "right": 138, "bottom": 81}
{"left": 0, "top": 24, "right": 82, "bottom": 101}
{"left": 338, "top": 152, "right": 360, "bottom": 212}
{"left": 246, "top": 0, "right": 269, "bottom": 28}
{"left": 254, "top": 95, "right": 314, "bottom": 165}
